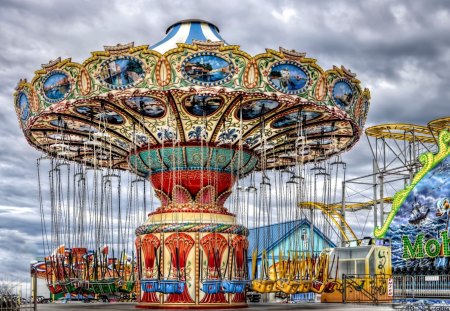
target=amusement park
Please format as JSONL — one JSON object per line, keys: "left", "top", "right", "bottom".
{"left": 2, "top": 2, "right": 450, "bottom": 311}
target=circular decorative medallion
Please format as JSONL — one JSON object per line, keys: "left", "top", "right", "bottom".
{"left": 16, "top": 92, "right": 30, "bottom": 122}
{"left": 98, "top": 57, "right": 145, "bottom": 90}
{"left": 42, "top": 71, "right": 70, "bottom": 102}
{"left": 268, "top": 61, "right": 309, "bottom": 94}
{"left": 181, "top": 52, "right": 234, "bottom": 86}
{"left": 332, "top": 79, "right": 355, "bottom": 109}
{"left": 272, "top": 111, "right": 321, "bottom": 129}
{"left": 75, "top": 106, "right": 124, "bottom": 125}
{"left": 238, "top": 99, "right": 279, "bottom": 120}
{"left": 124, "top": 96, "right": 166, "bottom": 118}
{"left": 184, "top": 94, "right": 223, "bottom": 117}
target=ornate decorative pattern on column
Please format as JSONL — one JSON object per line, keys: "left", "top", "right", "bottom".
{"left": 164, "top": 233, "right": 195, "bottom": 303}
{"left": 232, "top": 235, "right": 248, "bottom": 303}
{"left": 200, "top": 233, "right": 228, "bottom": 303}
{"left": 141, "top": 234, "right": 161, "bottom": 303}
{"left": 135, "top": 238, "right": 142, "bottom": 303}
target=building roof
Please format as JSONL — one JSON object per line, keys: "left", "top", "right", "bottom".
{"left": 247, "top": 218, "right": 336, "bottom": 258}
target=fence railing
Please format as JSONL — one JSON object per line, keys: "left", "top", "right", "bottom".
{"left": 0, "top": 279, "right": 34, "bottom": 311}
{"left": 0, "top": 295, "right": 35, "bottom": 311}
{"left": 393, "top": 274, "right": 450, "bottom": 299}
{"left": 343, "top": 273, "right": 450, "bottom": 304}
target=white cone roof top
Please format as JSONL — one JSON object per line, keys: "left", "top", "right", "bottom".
{"left": 150, "top": 19, "right": 226, "bottom": 54}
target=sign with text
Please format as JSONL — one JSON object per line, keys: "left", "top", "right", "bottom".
{"left": 387, "top": 278, "right": 393, "bottom": 297}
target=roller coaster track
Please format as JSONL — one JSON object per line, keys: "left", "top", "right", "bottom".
{"left": 365, "top": 116, "right": 450, "bottom": 144}
{"left": 298, "top": 197, "right": 393, "bottom": 242}
{"left": 365, "top": 123, "right": 435, "bottom": 143}
{"left": 428, "top": 117, "right": 450, "bottom": 141}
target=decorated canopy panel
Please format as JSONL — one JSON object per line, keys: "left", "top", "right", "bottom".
{"left": 14, "top": 20, "right": 370, "bottom": 173}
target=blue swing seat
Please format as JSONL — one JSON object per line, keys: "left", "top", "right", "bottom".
{"left": 221, "top": 280, "right": 247, "bottom": 293}
{"left": 141, "top": 279, "right": 159, "bottom": 293}
{"left": 201, "top": 280, "right": 223, "bottom": 294}
{"left": 158, "top": 279, "right": 185, "bottom": 294}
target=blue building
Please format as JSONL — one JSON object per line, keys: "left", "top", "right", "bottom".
{"left": 247, "top": 218, "right": 336, "bottom": 279}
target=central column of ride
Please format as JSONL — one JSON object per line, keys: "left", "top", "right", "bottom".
{"left": 131, "top": 143, "right": 258, "bottom": 309}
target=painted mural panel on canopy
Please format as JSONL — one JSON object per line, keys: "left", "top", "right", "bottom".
{"left": 43, "top": 71, "right": 70, "bottom": 101}
{"left": 17, "top": 93, "right": 30, "bottom": 122}
{"left": 124, "top": 96, "right": 166, "bottom": 118}
{"left": 99, "top": 57, "right": 144, "bottom": 88}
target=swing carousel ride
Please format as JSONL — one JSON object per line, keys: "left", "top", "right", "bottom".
{"left": 14, "top": 20, "right": 370, "bottom": 308}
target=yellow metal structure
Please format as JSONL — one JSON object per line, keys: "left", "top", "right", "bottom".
{"left": 298, "top": 202, "right": 358, "bottom": 242}
{"left": 428, "top": 117, "right": 450, "bottom": 141}
{"left": 298, "top": 198, "right": 393, "bottom": 243}
{"left": 342, "top": 197, "right": 393, "bottom": 212}
{"left": 365, "top": 117, "right": 450, "bottom": 144}
{"left": 365, "top": 123, "right": 435, "bottom": 143}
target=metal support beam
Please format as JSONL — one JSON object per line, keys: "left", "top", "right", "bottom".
{"left": 341, "top": 180, "right": 346, "bottom": 246}
{"left": 372, "top": 159, "right": 378, "bottom": 232}
{"left": 379, "top": 174, "right": 384, "bottom": 225}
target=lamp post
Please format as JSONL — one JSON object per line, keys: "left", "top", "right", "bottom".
{"left": 30, "top": 260, "right": 37, "bottom": 311}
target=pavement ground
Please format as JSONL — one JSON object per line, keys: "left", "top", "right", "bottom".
{"left": 34, "top": 302, "right": 397, "bottom": 311}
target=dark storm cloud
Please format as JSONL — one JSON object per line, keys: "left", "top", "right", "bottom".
{"left": 0, "top": 207, "right": 42, "bottom": 236}
{"left": 1, "top": 0, "right": 450, "bottom": 279}
{"left": 0, "top": 228, "right": 41, "bottom": 279}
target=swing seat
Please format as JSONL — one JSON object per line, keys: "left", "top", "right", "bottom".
{"left": 59, "top": 279, "right": 81, "bottom": 293}
{"left": 311, "top": 280, "right": 325, "bottom": 293}
{"left": 276, "top": 279, "right": 301, "bottom": 294}
{"left": 89, "top": 279, "right": 118, "bottom": 294}
{"left": 201, "top": 280, "right": 222, "bottom": 294}
{"left": 141, "top": 279, "right": 159, "bottom": 293}
{"left": 102, "top": 279, "right": 118, "bottom": 294}
{"left": 221, "top": 280, "right": 247, "bottom": 293}
{"left": 119, "top": 280, "right": 135, "bottom": 293}
{"left": 158, "top": 280, "right": 185, "bottom": 294}
{"left": 252, "top": 279, "right": 275, "bottom": 293}
{"left": 323, "top": 280, "right": 338, "bottom": 293}
{"left": 297, "top": 280, "right": 312, "bottom": 293}
{"left": 47, "top": 283, "right": 63, "bottom": 294}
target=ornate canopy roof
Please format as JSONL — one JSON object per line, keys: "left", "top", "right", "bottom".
{"left": 14, "top": 19, "right": 370, "bottom": 174}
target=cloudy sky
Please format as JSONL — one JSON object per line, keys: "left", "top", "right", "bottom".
{"left": 1, "top": 0, "right": 450, "bottom": 282}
